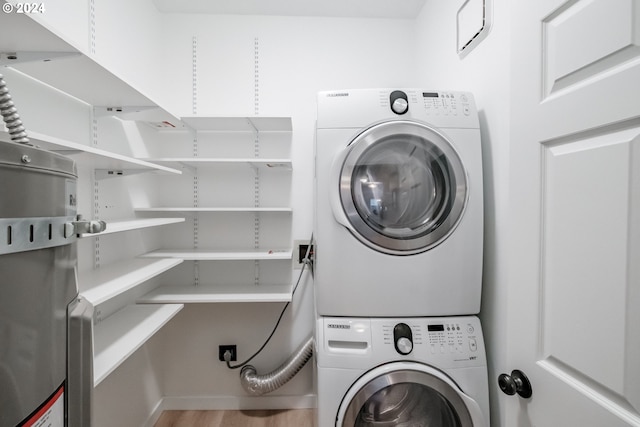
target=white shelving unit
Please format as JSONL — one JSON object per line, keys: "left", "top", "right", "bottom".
{"left": 80, "top": 258, "right": 184, "bottom": 306}
{"left": 79, "top": 218, "right": 185, "bottom": 238}
{"left": 138, "top": 116, "right": 294, "bottom": 303}
{"left": 138, "top": 284, "right": 292, "bottom": 304}
{"left": 135, "top": 207, "right": 292, "bottom": 213}
{"left": 0, "top": 11, "right": 191, "bottom": 388}
{"left": 141, "top": 157, "right": 292, "bottom": 170}
{"left": 93, "top": 303, "right": 183, "bottom": 386}
{"left": 141, "top": 248, "right": 293, "bottom": 261}
{"left": 181, "top": 116, "right": 292, "bottom": 132}
{"left": 0, "top": 131, "right": 182, "bottom": 175}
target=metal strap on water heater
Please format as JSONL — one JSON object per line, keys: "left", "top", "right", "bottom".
{"left": 0, "top": 215, "right": 106, "bottom": 255}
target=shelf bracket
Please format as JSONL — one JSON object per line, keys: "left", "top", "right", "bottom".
{"left": 0, "top": 51, "right": 80, "bottom": 66}
{"left": 95, "top": 169, "right": 148, "bottom": 180}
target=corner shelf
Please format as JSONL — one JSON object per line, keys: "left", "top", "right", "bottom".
{"left": 135, "top": 207, "right": 292, "bottom": 213}
{"left": 140, "top": 249, "right": 293, "bottom": 261}
{"left": 93, "top": 303, "right": 183, "bottom": 386}
{"left": 80, "top": 258, "right": 183, "bottom": 306}
{"left": 0, "top": 131, "right": 182, "bottom": 175}
{"left": 138, "top": 284, "right": 292, "bottom": 304}
{"left": 181, "top": 116, "right": 292, "bottom": 132}
{"left": 141, "top": 158, "right": 292, "bottom": 171}
{"left": 79, "top": 218, "right": 185, "bottom": 238}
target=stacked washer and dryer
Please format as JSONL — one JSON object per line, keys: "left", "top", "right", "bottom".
{"left": 313, "top": 89, "right": 490, "bottom": 427}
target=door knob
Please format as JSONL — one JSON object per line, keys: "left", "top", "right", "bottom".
{"left": 498, "top": 369, "right": 532, "bottom": 398}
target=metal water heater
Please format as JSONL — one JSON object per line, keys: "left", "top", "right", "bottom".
{"left": 0, "top": 140, "right": 94, "bottom": 426}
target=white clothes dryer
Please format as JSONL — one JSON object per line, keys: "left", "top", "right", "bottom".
{"left": 315, "top": 315, "right": 490, "bottom": 427}
{"left": 314, "top": 89, "right": 483, "bottom": 317}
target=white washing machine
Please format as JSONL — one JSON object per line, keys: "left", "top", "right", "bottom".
{"left": 314, "top": 89, "right": 483, "bottom": 317}
{"left": 315, "top": 316, "right": 490, "bottom": 427}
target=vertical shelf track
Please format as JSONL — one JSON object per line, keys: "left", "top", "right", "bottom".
{"left": 91, "top": 108, "right": 103, "bottom": 324}
{"left": 253, "top": 36, "right": 260, "bottom": 287}
{"left": 89, "top": 0, "right": 96, "bottom": 56}
{"left": 192, "top": 133, "right": 200, "bottom": 287}
{"left": 192, "top": 35, "right": 199, "bottom": 287}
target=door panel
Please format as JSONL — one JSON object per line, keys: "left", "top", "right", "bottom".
{"left": 542, "top": 0, "right": 639, "bottom": 97}
{"left": 508, "top": 0, "right": 640, "bottom": 425}
{"left": 542, "top": 128, "right": 640, "bottom": 410}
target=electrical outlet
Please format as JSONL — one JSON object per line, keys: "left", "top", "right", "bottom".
{"left": 218, "top": 345, "right": 237, "bottom": 362}
{"left": 293, "top": 240, "right": 314, "bottom": 269}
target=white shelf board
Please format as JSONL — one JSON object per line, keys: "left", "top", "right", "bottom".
{"left": 0, "top": 11, "right": 162, "bottom": 109}
{"left": 181, "top": 116, "right": 292, "bottom": 132}
{"left": 135, "top": 207, "right": 292, "bottom": 213}
{"left": 142, "top": 158, "right": 292, "bottom": 170}
{"left": 138, "top": 284, "right": 292, "bottom": 304}
{"left": 93, "top": 303, "right": 183, "bottom": 386}
{"left": 0, "top": 131, "right": 182, "bottom": 175}
{"left": 80, "top": 218, "right": 185, "bottom": 238}
{"left": 140, "top": 249, "right": 293, "bottom": 261}
{"left": 80, "top": 258, "right": 183, "bottom": 306}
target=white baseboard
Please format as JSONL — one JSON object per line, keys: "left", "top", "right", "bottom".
{"left": 145, "top": 394, "right": 317, "bottom": 423}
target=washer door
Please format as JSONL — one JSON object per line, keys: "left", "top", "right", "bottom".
{"left": 337, "top": 363, "right": 484, "bottom": 427}
{"left": 338, "top": 120, "right": 467, "bottom": 255}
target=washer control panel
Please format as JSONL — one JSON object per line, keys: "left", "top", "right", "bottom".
{"left": 319, "top": 316, "right": 485, "bottom": 368}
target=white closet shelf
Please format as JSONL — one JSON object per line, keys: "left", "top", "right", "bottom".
{"left": 135, "top": 207, "right": 292, "bottom": 213}
{"left": 93, "top": 303, "right": 183, "bottom": 386}
{"left": 80, "top": 258, "right": 183, "bottom": 306}
{"left": 0, "top": 131, "right": 181, "bottom": 175}
{"left": 141, "top": 249, "right": 293, "bottom": 261}
{"left": 138, "top": 284, "right": 292, "bottom": 304}
{"left": 0, "top": 12, "right": 172, "bottom": 112}
{"left": 181, "top": 116, "right": 292, "bottom": 132}
{"left": 142, "top": 158, "right": 292, "bottom": 170}
{"left": 80, "top": 218, "right": 185, "bottom": 238}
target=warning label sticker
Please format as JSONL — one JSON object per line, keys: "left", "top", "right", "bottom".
{"left": 19, "top": 384, "right": 64, "bottom": 427}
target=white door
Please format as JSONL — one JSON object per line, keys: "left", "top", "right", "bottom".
{"left": 506, "top": 0, "right": 640, "bottom": 425}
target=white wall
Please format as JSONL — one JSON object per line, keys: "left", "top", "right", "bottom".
{"left": 414, "top": 1, "right": 511, "bottom": 426}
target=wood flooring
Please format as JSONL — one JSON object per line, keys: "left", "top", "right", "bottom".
{"left": 154, "top": 409, "right": 314, "bottom": 427}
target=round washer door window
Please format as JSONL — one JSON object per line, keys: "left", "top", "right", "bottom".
{"left": 340, "top": 120, "right": 467, "bottom": 254}
{"left": 339, "top": 368, "right": 475, "bottom": 427}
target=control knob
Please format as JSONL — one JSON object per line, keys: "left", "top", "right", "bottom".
{"left": 389, "top": 90, "right": 409, "bottom": 115}
{"left": 393, "top": 323, "right": 413, "bottom": 355}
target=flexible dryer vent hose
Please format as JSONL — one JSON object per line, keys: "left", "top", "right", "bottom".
{"left": 0, "top": 74, "right": 29, "bottom": 144}
{"left": 240, "top": 336, "right": 313, "bottom": 396}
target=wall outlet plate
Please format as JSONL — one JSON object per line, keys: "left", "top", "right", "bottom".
{"left": 218, "top": 345, "right": 237, "bottom": 362}
{"left": 293, "top": 239, "right": 313, "bottom": 269}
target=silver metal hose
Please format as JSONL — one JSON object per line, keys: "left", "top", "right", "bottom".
{"left": 0, "top": 74, "right": 29, "bottom": 144}
{"left": 240, "top": 336, "right": 313, "bottom": 396}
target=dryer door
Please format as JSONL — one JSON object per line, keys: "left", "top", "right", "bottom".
{"left": 338, "top": 120, "right": 467, "bottom": 255}
{"left": 337, "top": 363, "right": 485, "bottom": 427}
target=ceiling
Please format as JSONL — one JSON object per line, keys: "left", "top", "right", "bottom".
{"left": 152, "top": 0, "right": 427, "bottom": 19}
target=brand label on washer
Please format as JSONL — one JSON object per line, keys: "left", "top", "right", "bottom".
{"left": 327, "top": 323, "right": 350, "bottom": 329}
{"left": 19, "top": 383, "right": 64, "bottom": 427}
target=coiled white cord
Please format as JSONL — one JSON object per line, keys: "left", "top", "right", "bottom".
{"left": 0, "top": 74, "right": 29, "bottom": 144}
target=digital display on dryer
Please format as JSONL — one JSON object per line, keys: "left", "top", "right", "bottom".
{"left": 422, "top": 92, "right": 439, "bottom": 98}
{"left": 427, "top": 324, "right": 445, "bottom": 332}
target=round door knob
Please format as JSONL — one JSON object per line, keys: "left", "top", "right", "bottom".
{"left": 498, "top": 369, "right": 532, "bottom": 398}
